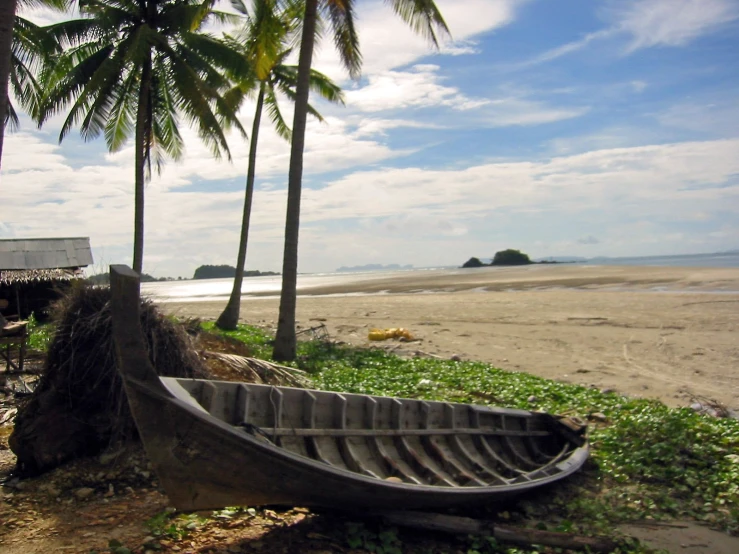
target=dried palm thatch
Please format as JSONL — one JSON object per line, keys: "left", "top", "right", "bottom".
{"left": 0, "top": 268, "right": 83, "bottom": 286}
{"left": 10, "top": 283, "right": 208, "bottom": 476}
{"left": 200, "top": 351, "right": 310, "bottom": 387}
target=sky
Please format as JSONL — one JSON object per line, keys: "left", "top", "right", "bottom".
{"left": 1, "top": 0, "right": 738, "bottom": 278}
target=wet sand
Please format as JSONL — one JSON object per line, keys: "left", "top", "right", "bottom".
{"left": 161, "top": 265, "right": 739, "bottom": 410}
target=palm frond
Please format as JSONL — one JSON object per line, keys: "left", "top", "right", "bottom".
{"left": 9, "top": 50, "right": 43, "bottom": 119}
{"left": 277, "top": 82, "right": 323, "bottom": 123}
{"left": 44, "top": 18, "right": 108, "bottom": 49}
{"left": 324, "top": 0, "right": 361, "bottom": 79}
{"left": 275, "top": 63, "right": 344, "bottom": 105}
{"left": 264, "top": 81, "right": 290, "bottom": 140}
{"left": 103, "top": 68, "right": 138, "bottom": 152}
{"left": 384, "top": 0, "right": 451, "bottom": 48}
{"left": 19, "top": 0, "right": 73, "bottom": 9}
{"left": 229, "top": 0, "right": 249, "bottom": 16}
{"left": 38, "top": 43, "right": 114, "bottom": 134}
{"left": 177, "top": 31, "right": 252, "bottom": 87}
{"left": 159, "top": 41, "right": 234, "bottom": 160}
{"left": 308, "top": 67, "right": 344, "bottom": 104}
{"left": 75, "top": 44, "right": 133, "bottom": 143}
{"left": 149, "top": 55, "right": 184, "bottom": 163}
{"left": 4, "top": 101, "right": 20, "bottom": 132}
{"left": 200, "top": 351, "right": 310, "bottom": 387}
{"left": 10, "top": 16, "right": 56, "bottom": 121}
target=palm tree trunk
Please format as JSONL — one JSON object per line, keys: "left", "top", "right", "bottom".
{"left": 272, "top": 0, "right": 318, "bottom": 361}
{"left": 216, "top": 82, "right": 266, "bottom": 330}
{"left": 132, "top": 53, "right": 152, "bottom": 275}
{"left": 0, "top": 0, "right": 18, "bottom": 171}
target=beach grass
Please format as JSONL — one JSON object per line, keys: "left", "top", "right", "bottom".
{"left": 204, "top": 321, "right": 739, "bottom": 552}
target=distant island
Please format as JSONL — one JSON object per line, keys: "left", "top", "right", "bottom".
{"left": 336, "top": 263, "right": 414, "bottom": 273}
{"left": 462, "top": 249, "right": 533, "bottom": 268}
{"left": 87, "top": 272, "right": 183, "bottom": 284}
{"left": 192, "top": 265, "right": 280, "bottom": 280}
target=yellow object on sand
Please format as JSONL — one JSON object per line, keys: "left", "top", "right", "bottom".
{"left": 368, "top": 328, "right": 413, "bottom": 341}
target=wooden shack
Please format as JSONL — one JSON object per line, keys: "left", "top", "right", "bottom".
{"left": 0, "top": 238, "right": 94, "bottom": 320}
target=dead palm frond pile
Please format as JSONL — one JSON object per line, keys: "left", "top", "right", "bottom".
{"left": 10, "top": 283, "right": 208, "bottom": 475}
{"left": 200, "top": 350, "right": 310, "bottom": 387}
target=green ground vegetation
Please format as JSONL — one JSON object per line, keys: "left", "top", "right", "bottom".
{"left": 204, "top": 321, "right": 739, "bottom": 552}
{"left": 26, "top": 313, "right": 52, "bottom": 353}
{"left": 27, "top": 320, "right": 738, "bottom": 553}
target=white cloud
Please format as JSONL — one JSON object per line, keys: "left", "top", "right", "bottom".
{"left": 345, "top": 65, "right": 588, "bottom": 126}
{"left": 351, "top": 118, "right": 443, "bottom": 138}
{"left": 439, "top": 40, "right": 481, "bottom": 56}
{"left": 4, "top": 1, "right": 737, "bottom": 277}
{"left": 519, "top": 0, "right": 738, "bottom": 66}
{"left": 4, "top": 133, "right": 737, "bottom": 276}
{"left": 610, "top": 0, "right": 739, "bottom": 51}
{"left": 521, "top": 29, "right": 617, "bottom": 66}
{"left": 346, "top": 65, "right": 471, "bottom": 112}
{"left": 657, "top": 99, "right": 739, "bottom": 137}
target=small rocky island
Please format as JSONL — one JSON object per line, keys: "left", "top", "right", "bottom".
{"left": 462, "top": 249, "right": 532, "bottom": 268}
{"left": 192, "top": 265, "right": 280, "bottom": 280}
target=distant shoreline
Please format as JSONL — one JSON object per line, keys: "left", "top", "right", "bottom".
{"left": 159, "top": 263, "right": 739, "bottom": 410}
{"left": 143, "top": 264, "right": 739, "bottom": 305}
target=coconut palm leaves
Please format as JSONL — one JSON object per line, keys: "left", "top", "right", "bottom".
{"left": 5, "top": 16, "right": 58, "bottom": 131}
{"left": 216, "top": 0, "right": 343, "bottom": 330}
{"left": 272, "top": 0, "right": 450, "bottom": 361}
{"left": 37, "top": 0, "right": 249, "bottom": 273}
{"left": 0, "top": 0, "right": 73, "bottom": 169}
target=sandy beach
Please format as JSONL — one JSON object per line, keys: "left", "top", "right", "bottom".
{"left": 160, "top": 264, "right": 739, "bottom": 410}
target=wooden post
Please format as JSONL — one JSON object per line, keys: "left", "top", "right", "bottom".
{"left": 109, "top": 265, "right": 169, "bottom": 395}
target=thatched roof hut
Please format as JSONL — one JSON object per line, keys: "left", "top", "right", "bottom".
{"left": 0, "top": 238, "right": 93, "bottom": 319}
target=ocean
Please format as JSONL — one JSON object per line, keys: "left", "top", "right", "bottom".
{"left": 582, "top": 252, "right": 739, "bottom": 268}
{"left": 142, "top": 251, "right": 739, "bottom": 303}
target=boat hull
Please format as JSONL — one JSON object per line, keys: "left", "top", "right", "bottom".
{"left": 128, "top": 379, "right": 588, "bottom": 511}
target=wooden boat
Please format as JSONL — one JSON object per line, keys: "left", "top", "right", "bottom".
{"left": 110, "top": 265, "right": 588, "bottom": 511}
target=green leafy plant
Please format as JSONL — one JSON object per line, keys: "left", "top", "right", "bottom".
{"left": 26, "top": 312, "right": 53, "bottom": 353}
{"left": 146, "top": 510, "right": 206, "bottom": 541}
{"left": 201, "top": 321, "right": 273, "bottom": 360}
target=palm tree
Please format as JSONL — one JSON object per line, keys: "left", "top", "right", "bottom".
{"left": 215, "top": 0, "right": 343, "bottom": 331}
{"left": 0, "top": 0, "right": 70, "bottom": 170}
{"left": 38, "top": 0, "right": 249, "bottom": 273}
{"left": 272, "top": 0, "right": 450, "bottom": 361}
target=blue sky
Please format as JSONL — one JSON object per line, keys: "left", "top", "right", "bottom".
{"left": 1, "top": 0, "right": 738, "bottom": 278}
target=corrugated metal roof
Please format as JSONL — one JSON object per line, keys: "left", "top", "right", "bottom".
{"left": 0, "top": 237, "right": 94, "bottom": 270}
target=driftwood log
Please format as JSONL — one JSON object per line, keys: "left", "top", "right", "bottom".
{"left": 379, "top": 511, "right": 618, "bottom": 553}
